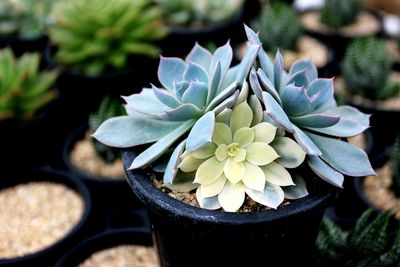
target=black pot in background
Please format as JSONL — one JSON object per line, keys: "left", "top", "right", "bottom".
{"left": 123, "top": 149, "right": 337, "bottom": 267}
{"left": 0, "top": 35, "right": 48, "bottom": 56}
{"left": 55, "top": 229, "right": 153, "bottom": 267}
{"left": 0, "top": 168, "right": 92, "bottom": 267}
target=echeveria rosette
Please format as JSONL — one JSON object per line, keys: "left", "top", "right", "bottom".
{"left": 178, "top": 99, "right": 308, "bottom": 212}
{"left": 93, "top": 42, "right": 260, "bottom": 185}
{"left": 245, "top": 25, "right": 375, "bottom": 187}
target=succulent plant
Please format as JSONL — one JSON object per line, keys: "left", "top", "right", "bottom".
{"left": 155, "top": 0, "right": 245, "bottom": 27}
{"left": 0, "top": 0, "right": 59, "bottom": 38}
{"left": 89, "top": 96, "right": 126, "bottom": 164}
{"left": 343, "top": 37, "right": 400, "bottom": 101}
{"left": 49, "top": 0, "right": 167, "bottom": 76}
{"left": 320, "top": 0, "right": 363, "bottom": 29}
{"left": 250, "top": 2, "right": 302, "bottom": 52}
{"left": 315, "top": 209, "right": 400, "bottom": 267}
{"left": 93, "top": 41, "right": 260, "bottom": 187}
{"left": 390, "top": 135, "right": 400, "bottom": 197}
{"left": 0, "top": 48, "right": 57, "bottom": 121}
{"left": 245, "top": 25, "right": 375, "bottom": 187}
{"left": 178, "top": 99, "right": 307, "bottom": 211}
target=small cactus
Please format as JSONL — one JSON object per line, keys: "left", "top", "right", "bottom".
{"left": 250, "top": 2, "right": 302, "bottom": 52}
{"left": 390, "top": 135, "right": 400, "bottom": 197}
{"left": 343, "top": 37, "right": 399, "bottom": 101}
{"left": 0, "top": 48, "right": 57, "bottom": 121}
{"left": 320, "top": 0, "right": 363, "bottom": 29}
{"left": 315, "top": 209, "right": 400, "bottom": 267}
{"left": 89, "top": 96, "right": 126, "bottom": 163}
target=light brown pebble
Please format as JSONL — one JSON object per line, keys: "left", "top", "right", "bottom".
{"left": 0, "top": 182, "right": 84, "bottom": 259}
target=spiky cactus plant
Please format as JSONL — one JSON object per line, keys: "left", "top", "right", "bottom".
{"left": 390, "top": 135, "right": 400, "bottom": 197}
{"left": 250, "top": 2, "right": 302, "bottom": 52}
{"left": 49, "top": 0, "right": 167, "bottom": 76}
{"left": 0, "top": 48, "right": 57, "bottom": 121}
{"left": 343, "top": 37, "right": 399, "bottom": 101}
{"left": 89, "top": 96, "right": 126, "bottom": 164}
{"left": 315, "top": 209, "right": 400, "bottom": 266}
{"left": 320, "top": 0, "right": 363, "bottom": 29}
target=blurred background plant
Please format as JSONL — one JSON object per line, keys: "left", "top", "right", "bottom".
{"left": 320, "top": 0, "right": 363, "bottom": 29}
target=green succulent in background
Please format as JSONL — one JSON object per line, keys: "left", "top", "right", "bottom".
{"left": 178, "top": 98, "right": 307, "bottom": 212}
{"left": 93, "top": 41, "right": 260, "bottom": 189}
{"left": 155, "top": 0, "right": 245, "bottom": 27}
{"left": 245, "top": 25, "right": 375, "bottom": 188}
{"left": 250, "top": 2, "right": 302, "bottom": 52}
{"left": 320, "top": 0, "right": 363, "bottom": 29}
{"left": 390, "top": 135, "right": 400, "bottom": 197}
{"left": 315, "top": 209, "right": 400, "bottom": 267}
{"left": 0, "top": 0, "right": 59, "bottom": 38}
{"left": 343, "top": 37, "right": 400, "bottom": 101}
{"left": 89, "top": 96, "right": 126, "bottom": 164}
{"left": 49, "top": 0, "right": 167, "bottom": 76}
{"left": 0, "top": 48, "right": 57, "bottom": 121}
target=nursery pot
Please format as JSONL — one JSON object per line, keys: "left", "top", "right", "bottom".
{"left": 0, "top": 168, "right": 91, "bottom": 267}
{"left": 123, "top": 149, "right": 337, "bottom": 267}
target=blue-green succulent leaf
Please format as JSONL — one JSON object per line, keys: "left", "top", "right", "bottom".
{"left": 307, "top": 156, "right": 344, "bottom": 187}
{"left": 152, "top": 84, "right": 182, "bottom": 108}
{"left": 186, "top": 43, "right": 212, "bottom": 70}
{"left": 210, "top": 41, "right": 232, "bottom": 77}
{"left": 173, "top": 81, "right": 189, "bottom": 100}
{"left": 219, "top": 65, "right": 238, "bottom": 94}
{"left": 182, "top": 81, "right": 208, "bottom": 109}
{"left": 160, "top": 103, "right": 202, "bottom": 121}
{"left": 123, "top": 89, "right": 168, "bottom": 117}
{"left": 292, "top": 113, "right": 340, "bottom": 128}
{"left": 274, "top": 50, "right": 284, "bottom": 91}
{"left": 207, "top": 62, "right": 222, "bottom": 105}
{"left": 93, "top": 116, "right": 183, "bottom": 147}
{"left": 257, "top": 68, "right": 281, "bottom": 104}
{"left": 283, "top": 174, "right": 308, "bottom": 200}
{"left": 307, "top": 79, "right": 334, "bottom": 111}
{"left": 289, "top": 58, "right": 318, "bottom": 81}
{"left": 129, "top": 119, "right": 196, "bottom": 169}
{"left": 186, "top": 111, "right": 215, "bottom": 152}
{"left": 245, "top": 181, "right": 284, "bottom": 209}
{"left": 249, "top": 68, "right": 264, "bottom": 101}
{"left": 212, "top": 90, "right": 239, "bottom": 114}
{"left": 288, "top": 69, "right": 310, "bottom": 88}
{"left": 196, "top": 188, "right": 221, "bottom": 209}
{"left": 183, "top": 62, "right": 208, "bottom": 84}
{"left": 164, "top": 140, "right": 186, "bottom": 184}
{"left": 306, "top": 132, "right": 376, "bottom": 177}
{"left": 292, "top": 124, "right": 322, "bottom": 156}
{"left": 206, "top": 82, "right": 237, "bottom": 112}
{"left": 215, "top": 108, "right": 232, "bottom": 124}
{"left": 166, "top": 172, "right": 199, "bottom": 192}
{"left": 281, "top": 84, "right": 312, "bottom": 116}
{"left": 262, "top": 91, "right": 294, "bottom": 132}
{"left": 235, "top": 44, "right": 260, "bottom": 88}
{"left": 158, "top": 56, "right": 185, "bottom": 91}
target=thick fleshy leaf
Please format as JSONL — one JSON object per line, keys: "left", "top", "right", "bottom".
{"left": 283, "top": 174, "right": 309, "bottom": 200}
{"left": 158, "top": 56, "right": 185, "bottom": 91}
{"left": 129, "top": 120, "right": 196, "bottom": 169}
{"left": 252, "top": 122, "right": 277, "bottom": 144}
{"left": 183, "top": 62, "right": 208, "bottom": 84}
{"left": 192, "top": 142, "right": 217, "bottom": 159}
{"left": 196, "top": 188, "right": 221, "bottom": 210}
{"left": 245, "top": 142, "right": 279, "bottom": 166}
{"left": 306, "top": 132, "right": 375, "bottom": 177}
{"left": 219, "top": 65, "right": 238, "bottom": 95}
{"left": 235, "top": 44, "right": 260, "bottom": 88}
{"left": 218, "top": 181, "right": 245, "bottom": 212}
{"left": 215, "top": 144, "right": 228, "bottom": 161}
{"left": 152, "top": 84, "right": 182, "bottom": 108}
{"left": 233, "top": 148, "right": 246, "bottom": 162}
{"left": 205, "top": 82, "right": 237, "bottom": 112}
{"left": 186, "top": 111, "right": 215, "bottom": 152}
{"left": 288, "top": 69, "right": 309, "bottom": 88}
{"left": 163, "top": 140, "right": 186, "bottom": 184}
{"left": 182, "top": 82, "right": 208, "bottom": 109}
{"left": 270, "top": 137, "right": 306, "bottom": 168}
{"left": 274, "top": 50, "right": 284, "bottom": 90}
{"left": 165, "top": 172, "right": 198, "bottom": 192}
{"left": 233, "top": 81, "right": 249, "bottom": 108}
{"left": 280, "top": 84, "right": 312, "bottom": 116}
{"left": 160, "top": 103, "right": 202, "bottom": 121}
{"left": 292, "top": 125, "right": 322, "bottom": 156}
{"left": 230, "top": 101, "right": 253, "bottom": 134}
{"left": 249, "top": 68, "right": 263, "bottom": 101}
{"left": 213, "top": 122, "right": 232, "bottom": 145}
{"left": 307, "top": 156, "right": 344, "bottom": 187}
{"left": 249, "top": 95, "right": 263, "bottom": 126}
{"left": 262, "top": 162, "right": 294, "bottom": 186}
{"left": 122, "top": 89, "right": 168, "bottom": 117}
{"left": 210, "top": 41, "right": 232, "bottom": 77}
{"left": 186, "top": 43, "right": 212, "bottom": 70}
{"left": 195, "top": 156, "right": 225, "bottom": 185}
{"left": 201, "top": 174, "right": 227, "bottom": 198}
{"left": 173, "top": 81, "right": 189, "bottom": 100}
{"left": 224, "top": 158, "right": 245, "bottom": 184}
{"left": 245, "top": 181, "right": 284, "bottom": 209}
{"left": 93, "top": 116, "right": 183, "bottom": 147}
{"left": 307, "top": 79, "right": 334, "bottom": 111}
{"left": 257, "top": 68, "right": 281, "bottom": 104}
{"left": 178, "top": 154, "right": 205, "bottom": 173}
{"left": 262, "top": 92, "right": 294, "bottom": 132}
{"left": 292, "top": 113, "right": 340, "bottom": 128}
{"left": 289, "top": 58, "right": 318, "bottom": 81}
{"left": 207, "top": 62, "right": 222, "bottom": 105}
{"left": 242, "top": 162, "right": 265, "bottom": 191}
{"left": 211, "top": 90, "right": 239, "bottom": 115}
{"left": 233, "top": 127, "right": 254, "bottom": 148}
{"left": 215, "top": 108, "right": 232, "bottom": 124}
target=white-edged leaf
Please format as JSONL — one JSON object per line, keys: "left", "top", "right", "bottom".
{"left": 307, "top": 156, "right": 344, "bottom": 187}
{"left": 245, "top": 181, "right": 284, "bottom": 209}
{"left": 186, "top": 111, "right": 215, "bottom": 152}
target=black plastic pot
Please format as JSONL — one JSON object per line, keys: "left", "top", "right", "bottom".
{"left": 55, "top": 229, "right": 153, "bottom": 267}
{"left": 122, "top": 149, "right": 337, "bottom": 267}
{"left": 0, "top": 35, "right": 48, "bottom": 56}
{"left": 0, "top": 168, "right": 92, "bottom": 267}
